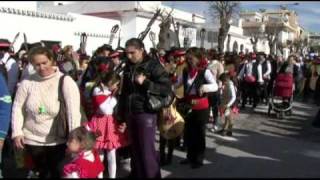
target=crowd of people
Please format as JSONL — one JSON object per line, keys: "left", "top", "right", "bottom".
{"left": 0, "top": 36, "right": 320, "bottom": 178}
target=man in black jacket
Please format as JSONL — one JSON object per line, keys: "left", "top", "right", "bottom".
{"left": 118, "top": 38, "right": 172, "bottom": 178}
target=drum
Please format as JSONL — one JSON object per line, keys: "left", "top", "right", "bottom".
{"left": 158, "top": 103, "right": 185, "bottom": 140}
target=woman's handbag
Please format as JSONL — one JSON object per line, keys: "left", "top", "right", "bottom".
{"left": 158, "top": 101, "right": 185, "bottom": 140}
{"left": 56, "top": 75, "right": 69, "bottom": 139}
{"left": 147, "top": 90, "right": 175, "bottom": 112}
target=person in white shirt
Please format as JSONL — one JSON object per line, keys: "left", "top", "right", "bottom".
{"left": 238, "top": 53, "right": 257, "bottom": 108}
{"left": 256, "top": 53, "right": 272, "bottom": 104}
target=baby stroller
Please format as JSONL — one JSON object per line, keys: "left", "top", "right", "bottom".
{"left": 268, "top": 73, "right": 294, "bottom": 118}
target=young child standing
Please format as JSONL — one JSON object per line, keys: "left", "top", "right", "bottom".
{"left": 217, "top": 72, "right": 238, "bottom": 137}
{"left": 63, "top": 126, "right": 105, "bottom": 178}
{"left": 86, "top": 72, "right": 127, "bottom": 178}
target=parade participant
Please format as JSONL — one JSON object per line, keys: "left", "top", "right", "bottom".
{"left": 63, "top": 126, "right": 104, "bottom": 178}
{"left": 0, "top": 39, "right": 20, "bottom": 96}
{"left": 179, "top": 47, "right": 218, "bottom": 169}
{"left": 252, "top": 52, "right": 270, "bottom": 107}
{"left": 312, "top": 56, "right": 320, "bottom": 105}
{"left": 18, "top": 51, "right": 36, "bottom": 81}
{"left": 216, "top": 72, "right": 237, "bottom": 137}
{"left": 159, "top": 48, "right": 186, "bottom": 165}
{"left": 117, "top": 38, "right": 172, "bottom": 178}
{"left": 238, "top": 53, "right": 256, "bottom": 108}
{"left": 293, "top": 55, "right": 305, "bottom": 99}
{"left": 258, "top": 52, "right": 272, "bottom": 104}
{"left": 85, "top": 71, "right": 127, "bottom": 178}
{"left": 0, "top": 73, "right": 12, "bottom": 178}
{"left": 57, "top": 45, "right": 79, "bottom": 81}
{"left": 80, "top": 45, "right": 114, "bottom": 90}
{"left": 110, "top": 50, "right": 126, "bottom": 75}
{"left": 207, "top": 51, "right": 224, "bottom": 132}
{"left": 11, "top": 46, "right": 81, "bottom": 178}
{"left": 169, "top": 49, "right": 188, "bottom": 150}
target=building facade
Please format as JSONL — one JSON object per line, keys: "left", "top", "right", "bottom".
{"left": 37, "top": 1, "right": 206, "bottom": 51}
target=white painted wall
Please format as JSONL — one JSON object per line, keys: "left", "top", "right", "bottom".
{"left": 68, "top": 13, "right": 121, "bottom": 53}
{"left": 0, "top": 9, "right": 121, "bottom": 55}
{"left": 0, "top": 11, "right": 73, "bottom": 52}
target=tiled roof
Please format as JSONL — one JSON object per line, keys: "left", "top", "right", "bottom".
{"left": 0, "top": 7, "right": 75, "bottom": 21}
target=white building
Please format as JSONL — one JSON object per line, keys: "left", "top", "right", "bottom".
{"left": 195, "top": 19, "right": 254, "bottom": 54}
{"left": 37, "top": 1, "right": 206, "bottom": 51}
{"left": 240, "top": 9, "right": 304, "bottom": 58}
{"left": 0, "top": 2, "right": 121, "bottom": 55}
{"left": 0, "top": 1, "right": 205, "bottom": 55}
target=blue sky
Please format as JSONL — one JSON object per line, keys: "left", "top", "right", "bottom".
{"left": 162, "top": 1, "right": 320, "bottom": 33}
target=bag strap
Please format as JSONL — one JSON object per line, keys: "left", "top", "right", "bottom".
{"left": 58, "top": 75, "right": 67, "bottom": 103}
{"left": 58, "top": 74, "right": 69, "bottom": 134}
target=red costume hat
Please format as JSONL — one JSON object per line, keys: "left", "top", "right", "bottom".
{"left": 110, "top": 51, "right": 120, "bottom": 58}
{"left": 173, "top": 50, "right": 186, "bottom": 57}
{"left": 0, "top": 39, "right": 10, "bottom": 48}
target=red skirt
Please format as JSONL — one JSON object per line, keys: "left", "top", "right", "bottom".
{"left": 86, "top": 114, "right": 128, "bottom": 150}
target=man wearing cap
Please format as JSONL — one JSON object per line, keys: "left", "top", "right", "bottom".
{"left": 0, "top": 39, "right": 19, "bottom": 97}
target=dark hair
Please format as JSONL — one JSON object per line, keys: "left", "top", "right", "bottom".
{"left": 95, "top": 71, "right": 121, "bottom": 93}
{"left": 186, "top": 47, "right": 203, "bottom": 60}
{"left": 68, "top": 126, "right": 98, "bottom": 151}
{"left": 28, "top": 46, "right": 54, "bottom": 63}
{"left": 219, "top": 72, "right": 230, "bottom": 82}
{"left": 125, "top": 38, "right": 145, "bottom": 50}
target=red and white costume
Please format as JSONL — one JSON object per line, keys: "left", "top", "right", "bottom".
{"left": 63, "top": 150, "right": 104, "bottom": 178}
{"left": 86, "top": 86, "right": 128, "bottom": 150}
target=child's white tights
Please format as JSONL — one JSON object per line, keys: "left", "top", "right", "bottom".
{"left": 99, "top": 149, "right": 117, "bottom": 178}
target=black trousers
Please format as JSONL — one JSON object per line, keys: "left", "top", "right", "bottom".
{"left": 185, "top": 109, "right": 209, "bottom": 164}
{"left": 25, "top": 144, "right": 66, "bottom": 178}
{"left": 159, "top": 136, "right": 176, "bottom": 163}
{"left": 208, "top": 92, "right": 220, "bottom": 125}
{"left": 241, "top": 81, "right": 256, "bottom": 106}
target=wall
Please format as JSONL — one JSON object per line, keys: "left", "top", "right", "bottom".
{"left": 0, "top": 11, "right": 73, "bottom": 52}
{"left": 68, "top": 13, "right": 121, "bottom": 54}
{"left": 120, "top": 11, "right": 138, "bottom": 47}
{"left": 0, "top": 9, "right": 121, "bottom": 55}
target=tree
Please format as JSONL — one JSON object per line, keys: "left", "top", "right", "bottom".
{"left": 208, "top": 1, "right": 240, "bottom": 53}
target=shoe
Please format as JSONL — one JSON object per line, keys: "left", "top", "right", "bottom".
{"left": 209, "top": 128, "right": 216, "bottom": 133}
{"left": 226, "top": 131, "right": 233, "bottom": 137}
{"left": 215, "top": 129, "right": 225, "bottom": 135}
{"left": 180, "top": 159, "right": 190, "bottom": 165}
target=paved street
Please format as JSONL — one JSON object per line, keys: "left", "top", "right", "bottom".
{"left": 118, "top": 101, "right": 320, "bottom": 178}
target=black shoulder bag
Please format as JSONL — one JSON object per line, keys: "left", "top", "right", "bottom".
{"left": 56, "top": 75, "right": 69, "bottom": 139}
{"left": 145, "top": 60, "right": 175, "bottom": 112}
